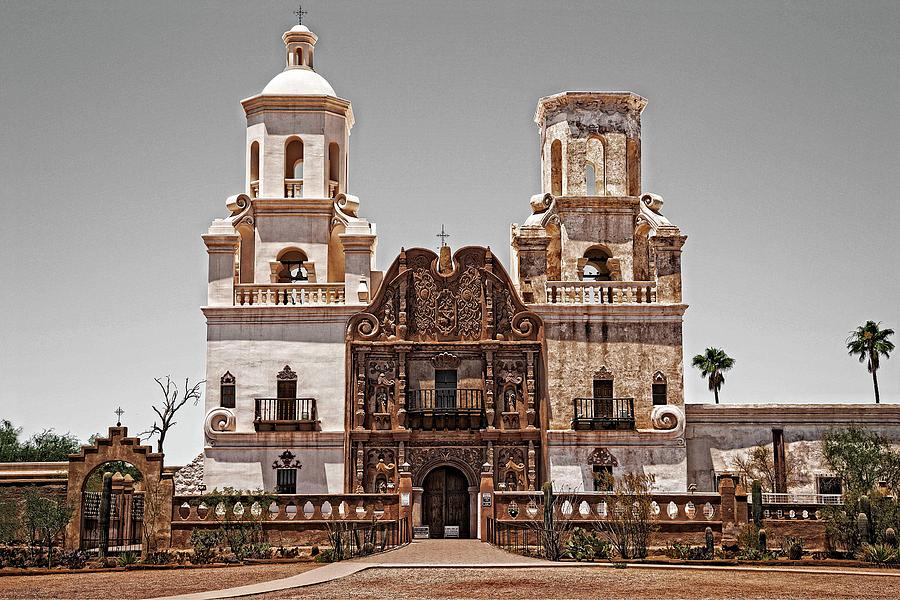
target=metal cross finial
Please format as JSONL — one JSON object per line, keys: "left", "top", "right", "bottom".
{"left": 436, "top": 224, "right": 450, "bottom": 247}
{"left": 294, "top": 4, "right": 308, "bottom": 25}
{"left": 114, "top": 407, "right": 125, "bottom": 427}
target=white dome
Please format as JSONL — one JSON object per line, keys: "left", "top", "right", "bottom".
{"left": 262, "top": 68, "right": 335, "bottom": 96}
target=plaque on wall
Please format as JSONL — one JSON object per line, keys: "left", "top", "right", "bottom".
{"left": 413, "top": 526, "right": 430, "bottom": 539}
{"left": 481, "top": 493, "right": 492, "bottom": 508}
{"left": 444, "top": 526, "right": 460, "bottom": 539}
{"left": 400, "top": 492, "right": 411, "bottom": 507}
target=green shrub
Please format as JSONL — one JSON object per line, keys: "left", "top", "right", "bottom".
{"left": 565, "top": 528, "right": 611, "bottom": 561}
{"left": 665, "top": 541, "right": 710, "bottom": 561}
{"left": 310, "top": 545, "right": 320, "bottom": 557}
{"left": 190, "top": 529, "right": 223, "bottom": 564}
{"left": 58, "top": 550, "right": 87, "bottom": 570}
{"left": 142, "top": 550, "right": 174, "bottom": 565}
{"left": 314, "top": 548, "right": 334, "bottom": 563}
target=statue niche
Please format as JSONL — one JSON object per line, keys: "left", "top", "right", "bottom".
{"left": 497, "top": 359, "right": 525, "bottom": 430}
{"left": 367, "top": 361, "right": 396, "bottom": 430}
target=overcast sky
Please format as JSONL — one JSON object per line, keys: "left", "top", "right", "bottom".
{"left": 1, "top": 0, "right": 898, "bottom": 465}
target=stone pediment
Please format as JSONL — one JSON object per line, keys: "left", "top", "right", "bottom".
{"left": 347, "top": 246, "right": 542, "bottom": 343}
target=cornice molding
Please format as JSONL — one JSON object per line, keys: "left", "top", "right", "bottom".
{"left": 684, "top": 403, "right": 900, "bottom": 426}
{"left": 241, "top": 94, "right": 354, "bottom": 127}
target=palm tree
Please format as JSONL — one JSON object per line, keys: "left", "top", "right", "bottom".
{"left": 846, "top": 321, "right": 895, "bottom": 404}
{"left": 691, "top": 347, "right": 735, "bottom": 404}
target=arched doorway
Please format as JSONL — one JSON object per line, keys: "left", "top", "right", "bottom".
{"left": 422, "top": 466, "right": 470, "bottom": 538}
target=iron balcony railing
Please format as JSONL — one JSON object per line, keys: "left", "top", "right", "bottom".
{"left": 406, "top": 388, "right": 484, "bottom": 414}
{"left": 572, "top": 397, "right": 635, "bottom": 430}
{"left": 255, "top": 398, "right": 318, "bottom": 429}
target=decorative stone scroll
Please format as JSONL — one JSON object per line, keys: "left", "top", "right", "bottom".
{"left": 346, "top": 247, "right": 542, "bottom": 344}
{"left": 430, "top": 352, "right": 460, "bottom": 370}
{"left": 651, "top": 404, "right": 684, "bottom": 433}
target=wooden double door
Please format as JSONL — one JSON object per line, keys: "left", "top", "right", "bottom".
{"left": 422, "top": 466, "right": 470, "bottom": 538}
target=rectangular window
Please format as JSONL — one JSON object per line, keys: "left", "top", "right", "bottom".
{"left": 652, "top": 383, "right": 667, "bottom": 406}
{"left": 276, "top": 468, "right": 297, "bottom": 494}
{"left": 221, "top": 383, "right": 235, "bottom": 409}
{"left": 817, "top": 476, "right": 842, "bottom": 496}
{"left": 592, "top": 465, "right": 613, "bottom": 491}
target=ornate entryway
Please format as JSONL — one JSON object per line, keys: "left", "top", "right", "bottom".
{"left": 422, "top": 466, "right": 470, "bottom": 538}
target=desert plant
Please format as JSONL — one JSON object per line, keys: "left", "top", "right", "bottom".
{"left": 22, "top": 491, "right": 73, "bottom": 569}
{"left": 758, "top": 528, "right": 767, "bottom": 551}
{"left": 782, "top": 537, "right": 804, "bottom": 560}
{"left": 526, "top": 482, "right": 578, "bottom": 561}
{"left": 117, "top": 551, "right": 138, "bottom": 567}
{"left": 862, "top": 543, "right": 896, "bottom": 566}
{"left": 705, "top": 527, "right": 715, "bottom": 558}
{"left": 665, "top": 541, "right": 709, "bottom": 561}
{"left": 595, "top": 472, "right": 657, "bottom": 559}
{"left": 190, "top": 529, "right": 223, "bottom": 564}
{"left": 751, "top": 480, "right": 763, "bottom": 527}
{"left": 142, "top": 550, "right": 174, "bottom": 565}
{"left": 885, "top": 528, "right": 897, "bottom": 548}
{"left": 565, "top": 528, "right": 610, "bottom": 561}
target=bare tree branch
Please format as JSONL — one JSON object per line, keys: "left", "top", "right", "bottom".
{"left": 141, "top": 375, "right": 205, "bottom": 454}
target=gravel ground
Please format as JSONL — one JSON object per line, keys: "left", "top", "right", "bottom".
{"left": 0, "top": 562, "right": 318, "bottom": 600}
{"left": 248, "top": 565, "right": 899, "bottom": 600}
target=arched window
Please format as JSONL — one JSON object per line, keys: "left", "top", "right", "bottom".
{"left": 249, "top": 141, "right": 260, "bottom": 197}
{"left": 582, "top": 247, "right": 612, "bottom": 281}
{"left": 585, "top": 162, "right": 597, "bottom": 196}
{"left": 586, "top": 136, "right": 605, "bottom": 195}
{"left": 220, "top": 372, "right": 236, "bottom": 408}
{"left": 285, "top": 138, "right": 304, "bottom": 179}
{"left": 550, "top": 139, "right": 562, "bottom": 196}
{"left": 328, "top": 142, "right": 340, "bottom": 197}
{"left": 652, "top": 372, "right": 667, "bottom": 406}
{"left": 294, "top": 48, "right": 303, "bottom": 66}
{"left": 277, "top": 249, "right": 309, "bottom": 283}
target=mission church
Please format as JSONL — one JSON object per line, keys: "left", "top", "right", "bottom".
{"left": 198, "top": 21, "right": 899, "bottom": 539}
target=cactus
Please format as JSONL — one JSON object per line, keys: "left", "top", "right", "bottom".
{"left": 857, "top": 512, "right": 870, "bottom": 545}
{"left": 885, "top": 527, "right": 897, "bottom": 548}
{"left": 751, "top": 480, "right": 763, "bottom": 527}
{"left": 705, "top": 526, "right": 715, "bottom": 558}
{"left": 757, "top": 527, "right": 767, "bottom": 551}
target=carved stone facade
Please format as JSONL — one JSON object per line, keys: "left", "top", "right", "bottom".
{"left": 346, "top": 246, "right": 544, "bottom": 492}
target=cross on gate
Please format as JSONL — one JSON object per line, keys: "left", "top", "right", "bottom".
{"left": 294, "top": 4, "right": 308, "bottom": 25}
{"left": 436, "top": 224, "right": 450, "bottom": 247}
{"left": 114, "top": 407, "right": 125, "bottom": 427}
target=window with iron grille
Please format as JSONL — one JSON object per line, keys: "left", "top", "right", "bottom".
{"left": 652, "top": 383, "right": 667, "bottom": 406}
{"left": 276, "top": 468, "right": 297, "bottom": 494}
{"left": 817, "top": 475, "right": 842, "bottom": 496}
{"left": 221, "top": 372, "right": 236, "bottom": 409}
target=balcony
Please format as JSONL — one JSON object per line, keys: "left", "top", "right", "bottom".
{"left": 546, "top": 281, "right": 657, "bottom": 305}
{"left": 572, "top": 397, "right": 635, "bottom": 430}
{"left": 406, "top": 388, "right": 485, "bottom": 430}
{"left": 255, "top": 398, "right": 319, "bottom": 432}
{"left": 284, "top": 179, "right": 303, "bottom": 198}
{"left": 234, "top": 283, "right": 346, "bottom": 306}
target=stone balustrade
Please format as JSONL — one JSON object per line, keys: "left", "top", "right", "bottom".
{"left": 250, "top": 180, "right": 259, "bottom": 198}
{"left": 492, "top": 490, "right": 722, "bottom": 525}
{"left": 545, "top": 281, "right": 657, "bottom": 304}
{"left": 328, "top": 179, "right": 339, "bottom": 198}
{"left": 172, "top": 493, "right": 400, "bottom": 524}
{"left": 284, "top": 178, "right": 303, "bottom": 198}
{"left": 234, "top": 283, "right": 346, "bottom": 306}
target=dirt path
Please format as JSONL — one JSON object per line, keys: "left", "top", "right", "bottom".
{"left": 247, "top": 565, "right": 899, "bottom": 599}
{"left": 0, "top": 562, "right": 318, "bottom": 600}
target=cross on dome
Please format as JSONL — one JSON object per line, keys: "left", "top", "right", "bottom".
{"left": 437, "top": 225, "right": 450, "bottom": 247}
{"left": 294, "top": 4, "right": 308, "bottom": 26}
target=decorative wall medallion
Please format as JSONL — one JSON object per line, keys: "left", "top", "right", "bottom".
{"left": 277, "top": 365, "right": 297, "bottom": 381}
{"left": 272, "top": 449, "right": 302, "bottom": 470}
{"left": 430, "top": 352, "right": 460, "bottom": 370}
{"left": 435, "top": 289, "right": 456, "bottom": 335}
